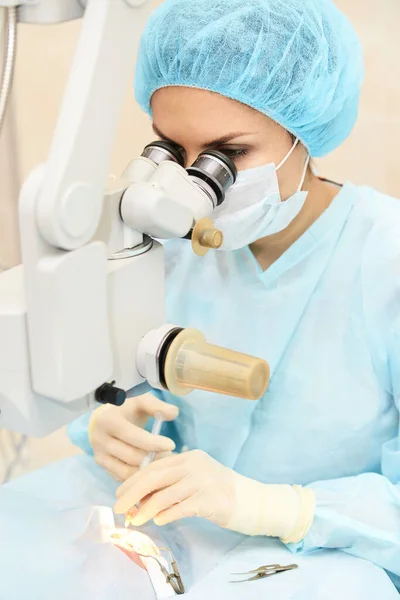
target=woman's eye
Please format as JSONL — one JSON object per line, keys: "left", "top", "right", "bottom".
{"left": 219, "top": 148, "right": 249, "bottom": 160}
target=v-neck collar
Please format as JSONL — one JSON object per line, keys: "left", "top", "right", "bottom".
{"left": 242, "top": 181, "right": 357, "bottom": 284}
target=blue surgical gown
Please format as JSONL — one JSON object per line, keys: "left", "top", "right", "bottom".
{"left": 68, "top": 182, "right": 400, "bottom": 586}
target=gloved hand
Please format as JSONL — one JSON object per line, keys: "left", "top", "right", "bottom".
{"left": 114, "top": 449, "right": 315, "bottom": 543}
{"left": 89, "top": 394, "right": 179, "bottom": 482}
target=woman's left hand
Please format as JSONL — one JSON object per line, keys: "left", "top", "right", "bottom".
{"left": 114, "top": 450, "right": 237, "bottom": 528}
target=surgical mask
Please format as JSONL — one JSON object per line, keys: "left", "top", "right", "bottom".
{"left": 212, "top": 139, "right": 310, "bottom": 251}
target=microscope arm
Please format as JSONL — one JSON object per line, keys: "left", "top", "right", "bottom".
{"left": 17, "top": 0, "right": 154, "bottom": 402}
{"left": 0, "top": 0, "right": 159, "bottom": 435}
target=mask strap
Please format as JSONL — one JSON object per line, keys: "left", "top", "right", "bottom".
{"left": 298, "top": 155, "right": 310, "bottom": 192}
{"left": 276, "top": 138, "right": 299, "bottom": 171}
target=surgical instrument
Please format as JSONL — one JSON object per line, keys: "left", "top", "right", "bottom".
{"left": 231, "top": 563, "right": 298, "bottom": 583}
{"left": 138, "top": 547, "right": 185, "bottom": 596}
{"left": 111, "top": 529, "right": 184, "bottom": 596}
{"left": 140, "top": 412, "right": 164, "bottom": 469}
{"left": 124, "top": 412, "right": 165, "bottom": 527}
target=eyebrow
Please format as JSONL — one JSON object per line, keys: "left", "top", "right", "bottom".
{"left": 152, "top": 124, "right": 254, "bottom": 147}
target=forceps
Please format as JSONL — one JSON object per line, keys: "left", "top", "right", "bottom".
{"left": 231, "top": 563, "right": 298, "bottom": 583}
{"left": 138, "top": 547, "right": 185, "bottom": 595}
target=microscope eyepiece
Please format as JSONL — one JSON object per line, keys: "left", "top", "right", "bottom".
{"left": 186, "top": 150, "right": 237, "bottom": 207}
{"left": 196, "top": 150, "right": 237, "bottom": 183}
{"left": 142, "top": 141, "right": 186, "bottom": 167}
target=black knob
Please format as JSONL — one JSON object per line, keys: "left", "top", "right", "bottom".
{"left": 95, "top": 382, "right": 127, "bottom": 407}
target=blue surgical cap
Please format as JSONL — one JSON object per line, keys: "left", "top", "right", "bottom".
{"left": 134, "top": 0, "right": 364, "bottom": 158}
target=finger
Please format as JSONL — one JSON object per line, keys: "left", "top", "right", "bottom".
{"left": 124, "top": 505, "right": 139, "bottom": 526}
{"left": 135, "top": 394, "right": 180, "bottom": 421}
{"left": 130, "top": 481, "right": 195, "bottom": 527}
{"left": 116, "top": 453, "right": 186, "bottom": 498}
{"left": 88, "top": 405, "right": 110, "bottom": 446}
{"left": 105, "top": 437, "right": 146, "bottom": 467}
{"left": 126, "top": 394, "right": 179, "bottom": 422}
{"left": 114, "top": 466, "right": 186, "bottom": 514}
{"left": 108, "top": 417, "right": 176, "bottom": 453}
{"left": 153, "top": 495, "right": 203, "bottom": 526}
{"left": 154, "top": 451, "right": 172, "bottom": 461}
{"left": 96, "top": 453, "right": 137, "bottom": 482}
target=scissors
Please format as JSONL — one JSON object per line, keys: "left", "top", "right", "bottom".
{"left": 231, "top": 563, "right": 298, "bottom": 583}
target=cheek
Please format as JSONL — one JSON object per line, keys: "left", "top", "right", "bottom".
{"left": 236, "top": 149, "right": 272, "bottom": 171}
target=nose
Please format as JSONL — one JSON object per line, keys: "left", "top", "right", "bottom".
{"left": 184, "top": 150, "right": 201, "bottom": 169}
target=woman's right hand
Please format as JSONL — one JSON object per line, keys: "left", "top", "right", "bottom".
{"left": 89, "top": 393, "right": 179, "bottom": 482}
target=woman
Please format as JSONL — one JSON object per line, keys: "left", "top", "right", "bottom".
{"left": 68, "top": 0, "right": 400, "bottom": 585}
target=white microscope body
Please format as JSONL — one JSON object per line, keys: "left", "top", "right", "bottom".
{"left": 0, "top": 0, "right": 270, "bottom": 437}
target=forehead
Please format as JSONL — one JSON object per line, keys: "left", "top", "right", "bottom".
{"left": 151, "top": 87, "right": 265, "bottom": 146}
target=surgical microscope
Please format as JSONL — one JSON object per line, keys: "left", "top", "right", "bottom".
{"left": 0, "top": 0, "right": 270, "bottom": 437}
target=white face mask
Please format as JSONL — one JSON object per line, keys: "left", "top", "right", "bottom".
{"left": 212, "top": 139, "right": 310, "bottom": 251}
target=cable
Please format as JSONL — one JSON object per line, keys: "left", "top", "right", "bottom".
{"left": 0, "top": 6, "right": 17, "bottom": 135}
{"left": 0, "top": 10, "right": 22, "bottom": 483}
{"left": 0, "top": 9, "right": 23, "bottom": 483}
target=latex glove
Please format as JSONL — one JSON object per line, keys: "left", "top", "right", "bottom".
{"left": 89, "top": 394, "right": 179, "bottom": 482}
{"left": 114, "top": 450, "right": 315, "bottom": 543}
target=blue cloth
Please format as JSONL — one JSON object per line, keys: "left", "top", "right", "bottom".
{"left": 67, "top": 411, "right": 93, "bottom": 456}
{"left": 1, "top": 455, "right": 398, "bottom": 599}
{"left": 69, "top": 183, "right": 400, "bottom": 586}
{"left": 134, "top": 0, "right": 364, "bottom": 158}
